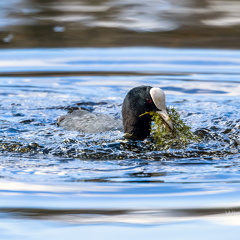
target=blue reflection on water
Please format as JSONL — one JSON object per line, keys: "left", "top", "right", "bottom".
{"left": 1, "top": 48, "right": 240, "bottom": 74}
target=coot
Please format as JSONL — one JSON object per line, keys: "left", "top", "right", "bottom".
{"left": 58, "top": 86, "right": 173, "bottom": 139}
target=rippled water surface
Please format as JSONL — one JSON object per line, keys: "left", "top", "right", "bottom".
{"left": 0, "top": 47, "right": 240, "bottom": 239}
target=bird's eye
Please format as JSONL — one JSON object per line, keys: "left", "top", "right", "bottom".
{"left": 146, "top": 98, "right": 153, "bottom": 103}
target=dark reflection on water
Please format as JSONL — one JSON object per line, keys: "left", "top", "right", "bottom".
{"left": 1, "top": 0, "right": 240, "bottom": 48}
{"left": 1, "top": 206, "right": 239, "bottom": 224}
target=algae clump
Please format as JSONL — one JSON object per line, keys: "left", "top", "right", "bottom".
{"left": 143, "top": 108, "right": 198, "bottom": 148}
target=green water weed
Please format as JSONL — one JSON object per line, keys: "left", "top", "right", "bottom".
{"left": 141, "top": 108, "right": 198, "bottom": 148}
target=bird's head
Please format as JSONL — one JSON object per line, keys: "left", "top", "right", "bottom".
{"left": 122, "top": 86, "right": 173, "bottom": 139}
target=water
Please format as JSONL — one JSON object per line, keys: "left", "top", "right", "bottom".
{"left": 2, "top": 0, "right": 240, "bottom": 48}
{"left": 0, "top": 47, "right": 239, "bottom": 239}
{"left": 1, "top": 1, "right": 240, "bottom": 238}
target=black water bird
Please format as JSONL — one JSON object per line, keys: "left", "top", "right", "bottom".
{"left": 58, "top": 86, "right": 173, "bottom": 139}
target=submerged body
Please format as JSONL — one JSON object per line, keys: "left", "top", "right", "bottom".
{"left": 58, "top": 109, "right": 121, "bottom": 133}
